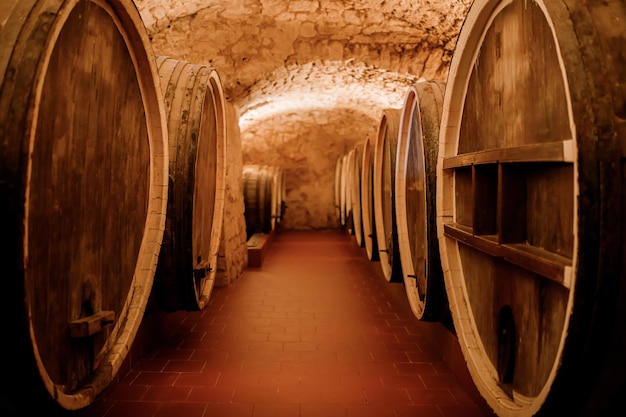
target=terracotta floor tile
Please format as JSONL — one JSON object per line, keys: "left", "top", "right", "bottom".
{"left": 132, "top": 359, "right": 168, "bottom": 372}
{"left": 141, "top": 385, "right": 191, "bottom": 402}
{"left": 203, "top": 403, "right": 253, "bottom": 417}
{"left": 439, "top": 404, "right": 490, "bottom": 417}
{"left": 251, "top": 403, "right": 300, "bottom": 417}
{"left": 132, "top": 372, "right": 180, "bottom": 386}
{"left": 393, "top": 404, "right": 444, "bottom": 417}
{"left": 420, "top": 373, "right": 464, "bottom": 389}
{"left": 102, "top": 401, "right": 161, "bottom": 417}
{"left": 380, "top": 374, "right": 426, "bottom": 389}
{"left": 346, "top": 404, "right": 396, "bottom": 417}
{"left": 187, "top": 385, "right": 235, "bottom": 402}
{"left": 241, "top": 360, "right": 282, "bottom": 374}
{"left": 406, "top": 388, "right": 458, "bottom": 405}
{"left": 174, "top": 372, "right": 221, "bottom": 387}
{"left": 164, "top": 360, "right": 206, "bottom": 373}
{"left": 102, "top": 383, "right": 150, "bottom": 401}
{"left": 153, "top": 402, "right": 206, "bottom": 417}
{"left": 362, "top": 386, "right": 412, "bottom": 405}
{"left": 300, "top": 403, "right": 348, "bottom": 417}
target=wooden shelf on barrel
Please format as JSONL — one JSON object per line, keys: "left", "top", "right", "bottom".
{"left": 442, "top": 140, "right": 575, "bottom": 168}
{"left": 442, "top": 138, "right": 575, "bottom": 289}
{"left": 442, "top": 223, "right": 572, "bottom": 287}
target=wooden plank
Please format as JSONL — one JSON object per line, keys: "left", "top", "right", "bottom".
{"left": 443, "top": 140, "right": 575, "bottom": 169}
{"left": 443, "top": 223, "right": 571, "bottom": 287}
{"left": 68, "top": 311, "right": 115, "bottom": 338}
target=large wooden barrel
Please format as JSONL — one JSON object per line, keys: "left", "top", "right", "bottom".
{"left": 0, "top": 0, "right": 168, "bottom": 412}
{"left": 395, "top": 81, "right": 448, "bottom": 321}
{"left": 436, "top": 1, "right": 626, "bottom": 416}
{"left": 153, "top": 56, "right": 226, "bottom": 312}
{"left": 373, "top": 109, "right": 403, "bottom": 282}
{"left": 243, "top": 164, "right": 278, "bottom": 237}
{"left": 361, "top": 137, "right": 379, "bottom": 261}
{"left": 350, "top": 143, "right": 364, "bottom": 247}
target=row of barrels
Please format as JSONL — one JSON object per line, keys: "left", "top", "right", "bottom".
{"left": 336, "top": 80, "right": 446, "bottom": 322}
{"left": 242, "top": 164, "right": 286, "bottom": 239}
{"left": 337, "top": 1, "right": 626, "bottom": 416}
{"left": 0, "top": 0, "right": 226, "bottom": 413}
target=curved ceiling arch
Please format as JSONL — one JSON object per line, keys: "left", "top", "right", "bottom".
{"left": 238, "top": 59, "right": 422, "bottom": 130}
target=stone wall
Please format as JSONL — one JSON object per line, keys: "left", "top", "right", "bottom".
{"left": 215, "top": 101, "right": 248, "bottom": 287}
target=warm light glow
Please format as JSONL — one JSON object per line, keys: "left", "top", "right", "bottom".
{"left": 238, "top": 60, "right": 423, "bottom": 129}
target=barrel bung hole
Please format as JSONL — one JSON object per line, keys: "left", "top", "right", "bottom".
{"left": 81, "top": 300, "right": 95, "bottom": 318}
{"left": 497, "top": 305, "right": 516, "bottom": 386}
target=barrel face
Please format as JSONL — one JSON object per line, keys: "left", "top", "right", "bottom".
{"left": 437, "top": 0, "right": 624, "bottom": 415}
{"left": 243, "top": 164, "right": 277, "bottom": 238}
{"left": 360, "top": 137, "right": 379, "bottom": 261}
{"left": 155, "top": 57, "right": 226, "bottom": 311}
{"left": 0, "top": 0, "right": 168, "bottom": 410}
{"left": 350, "top": 143, "right": 364, "bottom": 247}
{"left": 395, "top": 82, "right": 447, "bottom": 321}
{"left": 373, "top": 109, "right": 402, "bottom": 282}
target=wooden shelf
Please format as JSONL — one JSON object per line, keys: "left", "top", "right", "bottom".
{"left": 443, "top": 223, "right": 572, "bottom": 288}
{"left": 443, "top": 140, "right": 574, "bottom": 169}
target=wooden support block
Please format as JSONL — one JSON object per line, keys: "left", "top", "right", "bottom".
{"left": 68, "top": 310, "right": 115, "bottom": 338}
{"left": 247, "top": 230, "right": 274, "bottom": 267}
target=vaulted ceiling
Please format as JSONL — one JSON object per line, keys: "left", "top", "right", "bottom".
{"left": 135, "top": 0, "right": 472, "bottom": 133}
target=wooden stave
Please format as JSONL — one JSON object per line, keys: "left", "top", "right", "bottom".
{"left": 0, "top": 0, "right": 169, "bottom": 411}
{"left": 395, "top": 81, "right": 448, "bottom": 322}
{"left": 153, "top": 56, "right": 226, "bottom": 312}
{"left": 373, "top": 108, "right": 403, "bottom": 282}
{"left": 435, "top": 1, "right": 626, "bottom": 416}
{"left": 361, "top": 137, "right": 380, "bottom": 261}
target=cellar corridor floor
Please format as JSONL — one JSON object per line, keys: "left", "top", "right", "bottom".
{"left": 75, "top": 230, "right": 493, "bottom": 417}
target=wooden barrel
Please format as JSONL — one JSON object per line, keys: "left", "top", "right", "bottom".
{"left": 340, "top": 153, "right": 351, "bottom": 227}
{"left": 350, "top": 143, "right": 365, "bottom": 247}
{"left": 153, "top": 56, "right": 226, "bottom": 312}
{"left": 361, "top": 137, "right": 379, "bottom": 261}
{"left": 344, "top": 149, "right": 356, "bottom": 232}
{"left": 0, "top": 0, "right": 168, "bottom": 412}
{"left": 395, "top": 81, "right": 448, "bottom": 321}
{"left": 334, "top": 155, "right": 344, "bottom": 223}
{"left": 436, "top": 1, "right": 626, "bottom": 416}
{"left": 373, "top": 109, "right": 403, "bottom": 282}
{"left": 270, "top": 166, "right": 286, "bottom": 225}
{"left": 243, "top": 164, "right": 277, "bottom": 237}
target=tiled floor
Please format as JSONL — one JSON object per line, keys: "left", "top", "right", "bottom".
{"left": 74, "top": 230, "right": 494, "bottom": 417}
